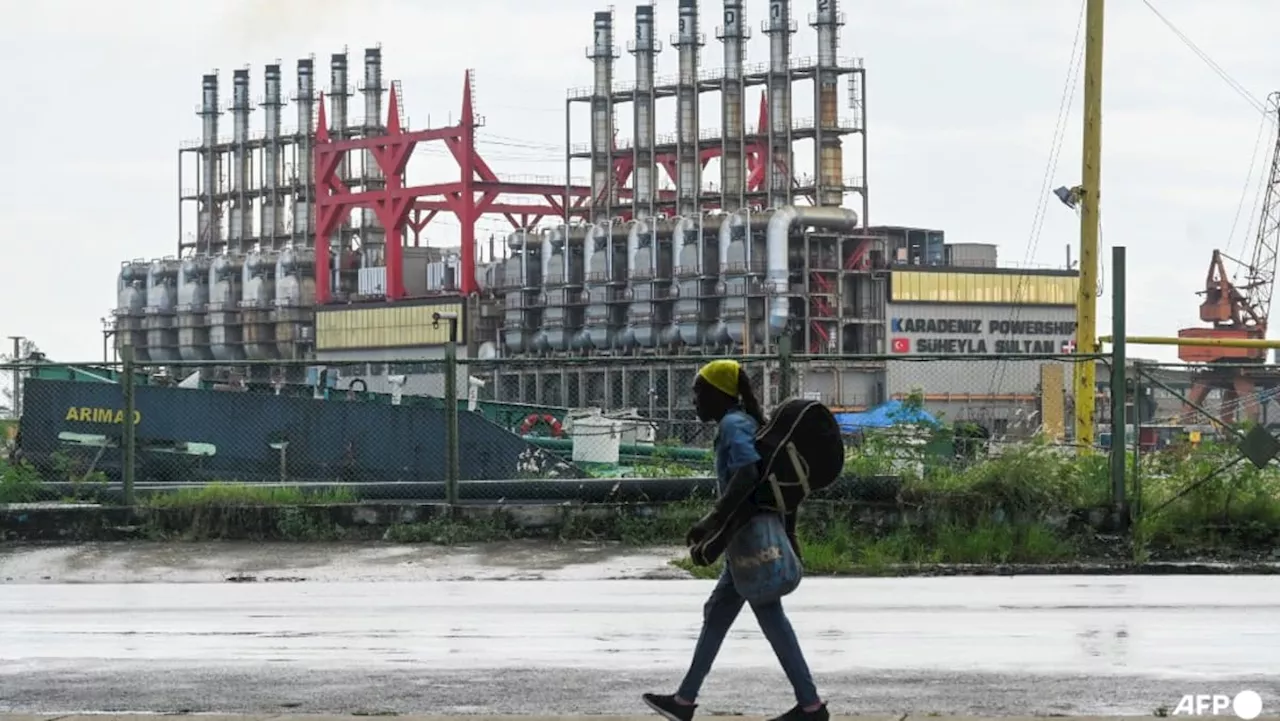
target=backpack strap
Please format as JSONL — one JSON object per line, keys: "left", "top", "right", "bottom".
{"left": 759, "top": 400, "right": 820, "bottom": 513}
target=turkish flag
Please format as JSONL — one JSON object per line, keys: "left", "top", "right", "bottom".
{"left": 891, "top": 337, "right": 910, "bottom": 353}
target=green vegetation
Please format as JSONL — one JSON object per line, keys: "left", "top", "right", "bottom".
{"left": 141, "top": 482, "right": 356, "bottom": 508}
{"left": 134, "top": 482, "right": 358, "bottom": 541}
{"left": 3, "top": 386, "right": 1280, "bottom": 572}
{"left": 670, "top": 519, "right": 1077, "bottom": 579}
{"left": 0, "top": 452, "right": 110, "bottom": 504}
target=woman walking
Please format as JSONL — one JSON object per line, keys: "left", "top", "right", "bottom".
{"left": 643, "top": 359, "right": 828, "bottom": 721}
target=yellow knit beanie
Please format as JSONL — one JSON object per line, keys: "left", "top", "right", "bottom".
{"left": 696, "top": 359, "right": 741, "bottom": 397}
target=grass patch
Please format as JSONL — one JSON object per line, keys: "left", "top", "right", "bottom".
{"left": 668, "top": 515, "right": 1079, "bottom": 578}
{"left": 136, "top": 483, "right": 357, "bottom": 541}
{"left": 142, "top": 482, "right": 356, "bottom": 508}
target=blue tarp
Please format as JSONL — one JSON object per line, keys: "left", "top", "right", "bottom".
{"left": 834, "top": 400, "right": 938, "bottom": 433}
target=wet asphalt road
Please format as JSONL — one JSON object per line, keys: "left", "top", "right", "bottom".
{"left": 0, "top": 544, "right": 1277, "bottom": 716}
{"left": 1, "top": 574, "right": 1278, "bottom": 715}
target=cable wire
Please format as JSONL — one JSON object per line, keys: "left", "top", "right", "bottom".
{"left": 986, "top": 0, "right": 1085, "bottom": 400}
{"left": 1224, "top": 110, "right": 1271, "bottom": 260}
{"left": 1138, "top": 0, "right": 1268, "bottom": 115}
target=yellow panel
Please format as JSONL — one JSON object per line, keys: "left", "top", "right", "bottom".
{"left": 1040, "top": 364, "right": 1065, "bottom": 442}
{"left": 891, "top": 271, "right": 1078, "bottom": 305}
{"left": 316, "top": 302, "right": 466, "bottom": 350}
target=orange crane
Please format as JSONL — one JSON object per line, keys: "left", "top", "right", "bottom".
{"left": 1177, "top": 92, "right": 1280, "bottom": 423}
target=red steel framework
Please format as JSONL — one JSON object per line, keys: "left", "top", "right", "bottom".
{"left": 312, "top": 71, "right": 777, "bottom": 304}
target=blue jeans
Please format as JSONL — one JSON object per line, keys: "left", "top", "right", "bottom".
{"left": 676, "top": 567, "right": 820, "bottom": 706}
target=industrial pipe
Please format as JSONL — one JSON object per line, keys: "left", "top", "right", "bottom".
{"left": 294, "top": 58, "right": 316, "bottom": 242}
{"left": 696, "top": 213, "right": 720, "bottom": 276}
{"left": 262, "top": 64, "right": 283, "bottom": 246}
{"left": 718, "top": 0, "right": 748, "bottom": 211}
{"left": 231, "top": 69, "right": 252, "bottom": 254}
{"left": 618, "top": 219, "right": 646, "bottom": 348}
{"left": 588, "top": 11, "right": 617, "bottom": 221}
{"left": 509, "top": 230, "right": 532, "bottom": 289}
{"left": 811, "top": 0, "right": 845, "bottom": 207}
{"left": 1098, "top": 336, "right": 1280, "bottom": 349}
{"left": 718, "top": 209, "right": 773, "bottom": 273}
{"left": 764, "top": 0, "right": 796, "bottom": 206}
{"left": 674, "top": 0, "right": 703, "bottom": 217}
{"left": 199, "top": 73, "right": 219, "bottom": 254}
{"left": 671, "top": 214, "right": 701, "bottom": 346}
{"left": 765, "top": 206, "right": 858, "bottom": 332}
{"left": 632, "top": 4, "right": 658, "bottom": 220}
{"left": 647, "top": 218, "right": 665, "bottom": 346}
{"left": 584, "top": 222, "right": 603, "bottom": 286}
{"left": 577, "top": 222, "right": 607, "bottom": 350}
{"left": 329, "top": 52, "right": 349, "bottom": 181}
{"left": 626, "top": 219, "right": 645, "bottom": 279}
{"left": 672, "top": 215, "right": 696, "bottom": 267}
{"left": 718, "top": 211, "right": 739, "bottom": 273}
{"left": 361, "top": 47, "right": 386, "bottom": 266}
{"left": 541, "top": 227, "right": 557, "bottom": 286}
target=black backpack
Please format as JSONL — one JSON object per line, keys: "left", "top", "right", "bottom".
{"left": 753, "top": 398, "right": 845, "bottom": 513}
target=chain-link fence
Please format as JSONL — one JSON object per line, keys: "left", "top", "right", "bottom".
{"left": 0, "top": 350, "right": 1117, "bottom": 508}
{"left": 1122, "top": 360, "right": 1280, "bottom": 551}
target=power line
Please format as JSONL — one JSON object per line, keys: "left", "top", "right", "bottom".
{"left": 988, "top": 0, "right": 1085, "bottom": 398}
{"left": 1224, "top": 109, "right": 1271, "bottom": 259}
{"left": 1138, "top": 0, "right": 1268, "bottom": 115}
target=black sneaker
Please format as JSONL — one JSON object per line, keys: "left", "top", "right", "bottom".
{"left": 768, "top": 703, "right": 830, "bottom": 721}
{"left": 642, "top": 692, "right": 697, "bottom": 721}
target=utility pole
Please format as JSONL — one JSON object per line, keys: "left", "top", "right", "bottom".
{"left": 1074, "top": 0, "right": 1105, "bottom": 450}
{"left": 7, "top": 335, "right": 23, "bottom": 419}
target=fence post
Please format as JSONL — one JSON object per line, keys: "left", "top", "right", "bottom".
{"left": 121, "top": 345, "right": 136, "bottom": 506}
{"left": 8, "top": 336, "right": 22, "bottom": 419}
{"left": 1108, "top": 245, "right": 1127, "bottom": 526}
{"left": 1132, "top": 360, "right": 1143, "bottom": 524}
{"left": 777, "top": 334, "right": 793, "bottom": 403}
{"left": 443, "top": 329, "right": 461, "bottom": 507}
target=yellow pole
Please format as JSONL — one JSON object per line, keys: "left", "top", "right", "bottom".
{"left": 1074, "top": 0, "right": 1105, "bottom": 451}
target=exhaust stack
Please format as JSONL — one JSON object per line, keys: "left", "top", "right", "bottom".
{"left": 261, "top": 63, "right": 285, "bottom": 249}
{"left": 673, "top": 0, "right": 703, "bottom": 217}
{"left": 329, "top": 52, "right": 351, "bottom": 248}
{"left": 717, "top": 0, "right": 749, "bottom": 212}
{"left": 230, "top": 69, "right": 253, "bottom": 254}
{"left": 293, "top": 58, "right": 316, "bottom": 244}
{"left": 762, "top": 0, "right": 795, "bottom": 206}
{"left": 629, "top": 5, "right": 660, "bottom": 221}
{"left": 588, "top": 11, "right": 619, "bottom": 221}
{"left": 361, "top": 47, "right": 386, "bottom": 266}
{"left": 812, "top": 0, "right": 844, "bottom": 206}
{"left": 197, "top": 73, "right": 221, "bottom": 255}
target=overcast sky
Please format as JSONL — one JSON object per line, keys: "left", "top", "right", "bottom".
{"left": 2, "top": 0, "right": 1279, "bottom": 363}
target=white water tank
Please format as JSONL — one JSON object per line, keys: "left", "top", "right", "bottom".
{"left": 567, "top": 410, "right": 623, "bottom": 464}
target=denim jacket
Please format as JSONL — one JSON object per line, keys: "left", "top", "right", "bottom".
{"left": 714, "top": 407, "right": 760, "bottom": 494}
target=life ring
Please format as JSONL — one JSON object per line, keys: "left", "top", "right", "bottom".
{"left": 520, "top": 413, "right": 564, "bottom": 438}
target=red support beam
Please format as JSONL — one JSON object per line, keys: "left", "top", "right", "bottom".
{"left": 313, "top": 70, "right": 597, "bottom": 303}
{"left": 313, "top": 75, "right": 785, "bottom": 303}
